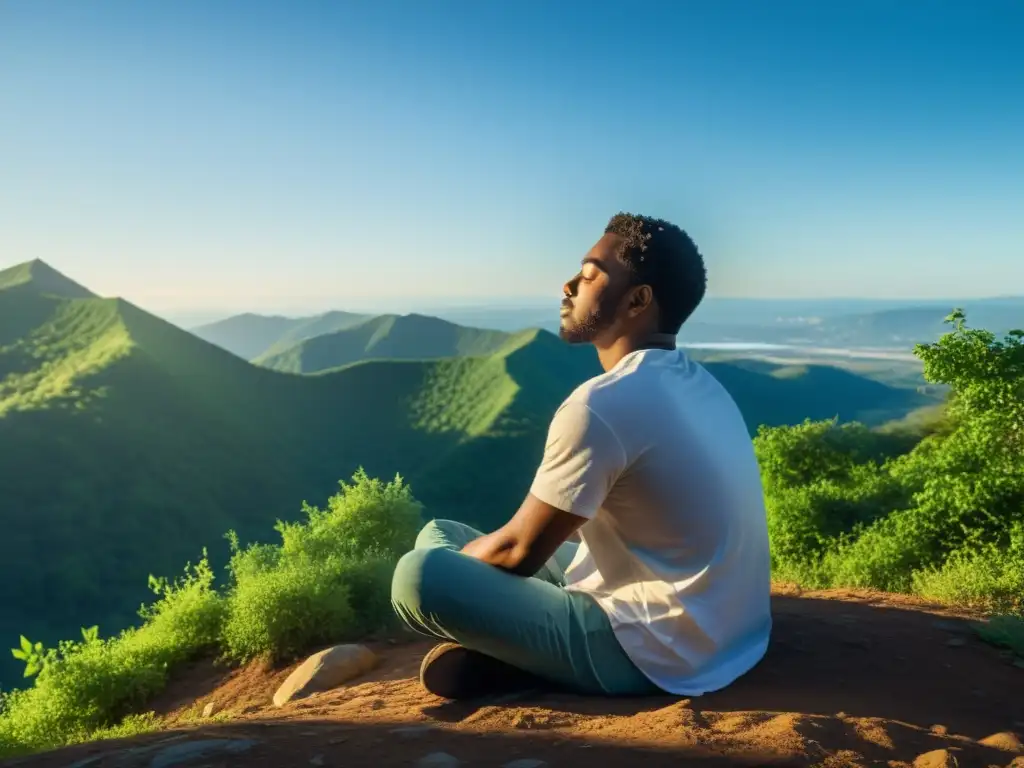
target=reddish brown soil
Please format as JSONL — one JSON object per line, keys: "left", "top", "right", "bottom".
{"left": 7, "top": 588, "right": 1024, "bottom": 768}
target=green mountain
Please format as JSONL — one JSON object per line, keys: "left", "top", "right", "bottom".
{"left": 190, "top": 310, "right": 371, "bottom": 360}
{"left": 0, "top": 259, "right": 95, "bottom": 300}
{"left": 254, "top": 313, "right": 516, "bottom": 373}
{"left": 0, "top": 260, "right": 931, "bottom": 686}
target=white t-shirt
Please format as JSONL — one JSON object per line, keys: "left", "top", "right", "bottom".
{"left": 529, "top": 347, "right": 772, "bottom": 696}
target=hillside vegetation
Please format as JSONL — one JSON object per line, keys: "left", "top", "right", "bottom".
{"left": 0, "top": 307, "right": 1020, "bottom": 758}
{"left": 254, "top": 313, "right": 516, "bottom": 373}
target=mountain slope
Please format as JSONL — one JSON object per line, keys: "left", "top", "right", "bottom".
{"left": 190, "top": 310, "right": 371, "bottom": 360}
{"left": 254, "top": 313, "right": 516, "bottom": 373}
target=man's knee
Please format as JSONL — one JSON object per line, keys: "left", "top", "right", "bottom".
{"left": 391, "top": 546, "right": 452, "bottom": 616}
{"left": 414, "top": 518, "right": 465, "bottom": 550}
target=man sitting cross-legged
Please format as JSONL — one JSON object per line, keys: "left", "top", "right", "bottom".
{"left": 391, "top": 213, "right": 773, "bottom": 700}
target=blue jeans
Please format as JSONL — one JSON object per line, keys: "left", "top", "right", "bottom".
{"left": 390, "top": 519, "right": 660, "bottom": 695}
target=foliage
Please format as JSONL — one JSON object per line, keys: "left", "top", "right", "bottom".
{"left": 0, "top": 471, "right": 422, "bottom": 757}
{"left": 0, "top": 554, "right": 222, "bottom": 755}
{"left": 757, "top": 310, "right": 1024, "bottom": 612}
{"left": 221, "top": 469, "right": 421, "bottom": 662}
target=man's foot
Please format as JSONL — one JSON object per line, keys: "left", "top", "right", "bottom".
{"left": 419, "top": 642, "right": 540, "bottom": 700}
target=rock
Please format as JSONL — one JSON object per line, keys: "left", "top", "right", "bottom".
{"left": 945, "top": 637, "right": 967, "bottom": 647}
{"left": 417, "top": 753, "right": 461, "bottom": 768}
{"left": 273, "top": 644, "right": 378, "bottom": 706}
{"left": 503, "top": 760, "right": 547, "bottom": 768}
{"left": 913, "top": 749, "right": 958, "bottom": 768}
{"left": 201, "top": 702, "right": 217, "bottom": 718}
{"left": 149, "top": 739, "right": 259, "bottom": 768}
{"left": 979, "top": 731, "right": 1023, "bottom": 752}
{"left": 309, "top": 755, "right": 325, "bottom": 766}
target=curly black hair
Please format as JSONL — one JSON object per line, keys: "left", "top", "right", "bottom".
{"left": 604, "top": 213, "right": 707, "bottom": 334}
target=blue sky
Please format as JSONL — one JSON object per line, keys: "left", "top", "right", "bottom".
{"left": 2, "top": 0, "right": 1022, "bottom": 315}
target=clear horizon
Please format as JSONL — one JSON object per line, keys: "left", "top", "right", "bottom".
{"left": 2, "top": 1, "right": 1022, "bottom": 311}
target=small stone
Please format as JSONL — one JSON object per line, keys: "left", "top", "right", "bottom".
{"left": 309, "top": 755, "right": 325, "bottom": 766}
{"left": 945, "top": 637, "right": 966, "bottom": 647}
{"left": 913, "top": 748, "right": 958, "bottom": 768}
{"left": 417, "top": 753, "right": 461, "bottom": 768}
{"left": 201, "top": 702, "right": 217, "bottom": 718}
{"left": 978, "top": 731, "right": 1023, "bottom": 752}
{"left": 503, "top": 760, "right": 547, "bottom": 768}
{"left": 273, "top": 644, "right": 379, "bottom": 706}
{"left": 931, "top": 619, "right": 966, "bottom": 632}
{"left": 328, "top": 737, "right": 349, "bottom": 745}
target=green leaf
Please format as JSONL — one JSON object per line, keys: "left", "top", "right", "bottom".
{"left": 19, "top": 635, "right": 32, "bottom": 655}
{"left": 11, "top": 648, "right": 27, "bottom": 661}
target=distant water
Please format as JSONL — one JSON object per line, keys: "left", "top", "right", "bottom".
{"left": 680, "top": 341, "right": 919, "bottom": 362}
{"left": 681, "top": 342, "right": 793, "bottom": 351}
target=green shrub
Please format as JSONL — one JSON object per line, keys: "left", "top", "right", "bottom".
{"left": 912, "top": 523, "right": 1024, "bottom": 616}
{"left": 758, "top": 314, "right": 1024, "bottom": 612}
{"left": 0, "top": 554, "right": 222, "bottom": 755}
{"left": 220, "top": 469, "right": 420, "bottom": 663}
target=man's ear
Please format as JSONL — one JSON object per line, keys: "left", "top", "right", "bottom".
{"left": 628, "top": 284, "right": 654, "bottom": 316}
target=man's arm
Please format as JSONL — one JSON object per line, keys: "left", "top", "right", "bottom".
{"left": 461, "top": 400, "right": 627, "bottom": 576}
{"left": 460, "top": 494, "right": 586, "bottom": 576}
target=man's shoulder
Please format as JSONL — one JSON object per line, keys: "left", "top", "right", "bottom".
{"left": 561, "top": 363, "right": 648, "bottom": 422}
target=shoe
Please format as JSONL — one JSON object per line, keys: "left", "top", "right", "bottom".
{"left": 419, "top": 643, "right": 538, "bottom": 700}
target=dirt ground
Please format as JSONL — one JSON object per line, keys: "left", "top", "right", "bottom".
{"left": 6, "top": 588, "right": 1024, "bottom": 768}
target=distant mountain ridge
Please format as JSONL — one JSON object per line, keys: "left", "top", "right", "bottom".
{"left": 191, "top": 310, "right": 371, "bottom": 360}
{"left": 255, "top": 313, "right": 518, "bottom": 373}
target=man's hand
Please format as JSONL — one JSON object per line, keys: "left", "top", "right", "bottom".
{"left": 460, "top": 531, "right": 515, "bottom": 562}
{"left": 460, "top": 493, "right": 586, "bottom": 576}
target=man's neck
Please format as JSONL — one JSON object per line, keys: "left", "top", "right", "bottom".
{"left": 595, "top": 333, "right": 677, "bottom": 372}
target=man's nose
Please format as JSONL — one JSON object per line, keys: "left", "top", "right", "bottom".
{"left": 563, "top": 274, "right": 580, "bottom": 297}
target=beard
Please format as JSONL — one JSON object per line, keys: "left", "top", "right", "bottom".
{"left": 558, "top": 288, "right": 624, "bottom": 344}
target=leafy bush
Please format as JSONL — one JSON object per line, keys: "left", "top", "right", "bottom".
{"left": 0, "top": 469, "right": 424, "bottom": 757}
{"left": 758, "top": 312, "right": 1024, "bottom": 612}
{"left": 0, "top": 553, "right": 222, "bottom": 755}
{"left": 913, "top": 523, "right": 1024, "bottom": 616}
{"left": 220, "top": 469, "right": 421, "bottom": 663}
